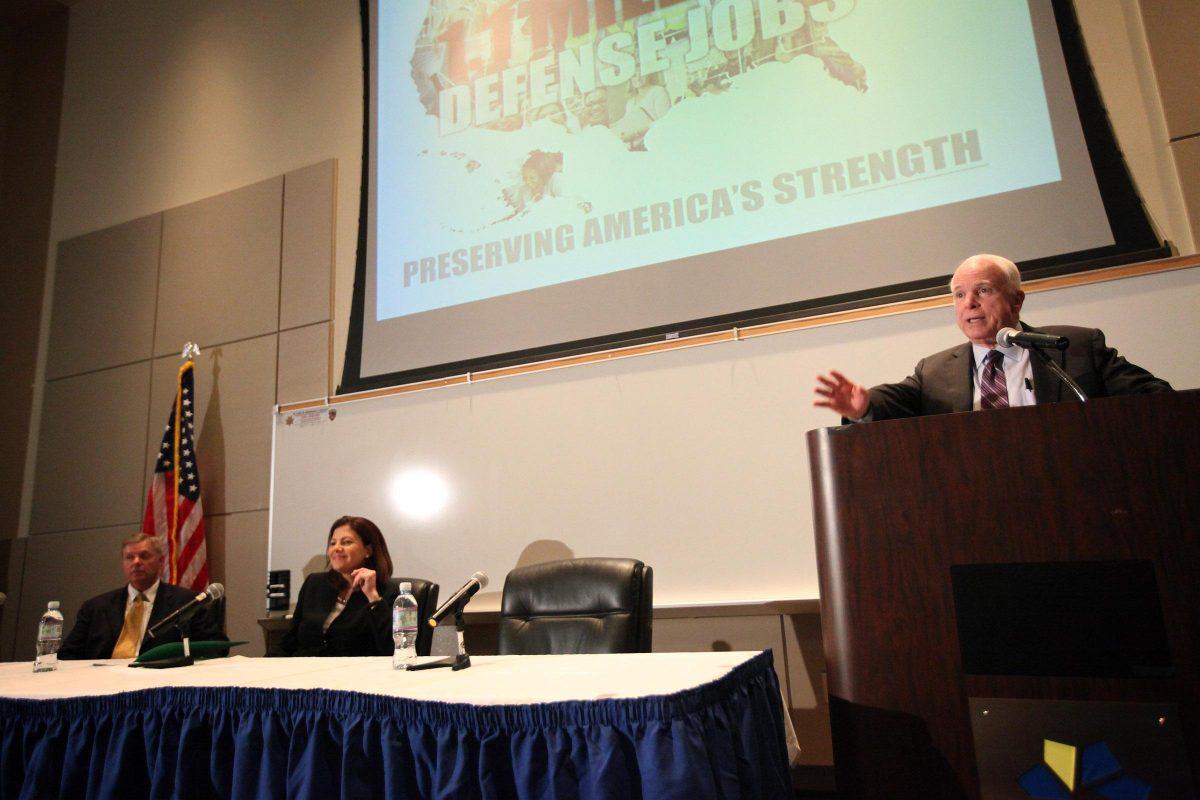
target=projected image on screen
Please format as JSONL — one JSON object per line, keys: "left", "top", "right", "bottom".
{"left": 355, "top": 0, "right": 1143, "bottom": 385}
{"left": 377, "top": 0, "right": 1059, "bottom": 320}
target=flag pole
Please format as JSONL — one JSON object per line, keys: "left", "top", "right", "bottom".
{"left": 172, "top": 342, "right": 201, "bottom": 584}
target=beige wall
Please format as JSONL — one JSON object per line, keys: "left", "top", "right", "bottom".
{"left": 41, "top": 0, "right": 361, "bottom": 385}
{"left": 3, "top": 0, "right": 1198, "bottom": 771}
{"left": 1137, "top": 0, "right": 1200, "bottom": 249}
{"left": 0, "top": 4, "right": 67, "bottom": 562}
{"left": 1075, "top": 1, "right": 1196, "bottom": 252}
{"left": 0, "top": 3, "right": 68, "bottom": 657}
{"left": 5, "top": 160, "right": 334, "bottom": 661}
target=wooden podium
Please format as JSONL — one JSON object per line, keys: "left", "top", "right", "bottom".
{"left": 807, "top": 391, "right": 1199, "bottom": 799}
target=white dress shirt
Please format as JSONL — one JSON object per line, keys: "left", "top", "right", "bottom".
{"left": 970, "top": 343, "right": 1036, "bottom": 408}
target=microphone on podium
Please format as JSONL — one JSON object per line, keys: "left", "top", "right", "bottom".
{"left": 998, "top": 328, "right": 1088, "bottom": 402}
{"left": 997, "top": 327, "right": 1068, "bottom": 351}
{"left": 427, "top": 572, "right": 488, "bottom": 627}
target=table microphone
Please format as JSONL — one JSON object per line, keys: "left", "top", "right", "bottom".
{"left": 427, "top": 572, "right": 488, "bottom": 627}
{"left": 148, "top": 583, "right": 224, "bottom": 638}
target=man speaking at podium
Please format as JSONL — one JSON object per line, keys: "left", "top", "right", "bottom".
{"left": 813, "top": 254, "right": 1172, "bottom": 421}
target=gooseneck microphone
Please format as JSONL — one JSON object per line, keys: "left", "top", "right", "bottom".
{"left": 427, "top": 572, "right": 488, "bottom": 627}
{"left": 998, "top": 327, "right": 1089, "bottom": 402}
{"left": 148, "top": 583, "right": 224, "bottom": 638}
{"left": 997, "top": 327, "right": 1068, "bottom": 351}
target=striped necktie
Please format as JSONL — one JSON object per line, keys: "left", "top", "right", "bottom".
{"left": 111, "top": 592, "right": 148, "bottom": 659}
{"left": 980, "top": 349, "right": 1009, "bottom": 410}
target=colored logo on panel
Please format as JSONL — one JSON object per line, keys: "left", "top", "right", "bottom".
{"left": 1018, "top": 739, "right": 1150, "bottom": 799}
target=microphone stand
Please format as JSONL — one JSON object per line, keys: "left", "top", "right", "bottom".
{"left": 1029, "top": 344, "right": 1088, "bottom": 403}
{"left": 450, "top": 606, "right": 472, "bottom": 671}
{"left": 128, "top": 619, "right": 195, "bottom": 669}
{"left": 408, "top": 602, "right": 473, "bottom": 672}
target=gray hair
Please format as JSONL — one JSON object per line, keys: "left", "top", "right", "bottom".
{"left": 950, "top": 254, "right": 1022, "bottom": 296}
{"left": 121, "top": 532, "right": 164, "bottom": 557}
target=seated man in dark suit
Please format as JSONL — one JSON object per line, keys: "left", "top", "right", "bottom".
{"left": 813, "top": 254, "right": 1172, "bottom": 420}
{"left": 59, "top": 532, "right": 224, "bottom": 660}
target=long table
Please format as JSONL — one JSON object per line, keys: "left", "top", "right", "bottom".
{"left": 0, "top": 650, "right": 792, "bottom": 799}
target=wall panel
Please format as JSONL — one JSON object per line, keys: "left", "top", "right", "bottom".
{"left": 208, "top": 510, "right": 268, "bottom": 658}
{"left": 1139, "top": 0, "right": 1200, "bottom": 140}
{"left": 11, "top": 525, "right": 132, "bottom": 661}
{"left": 0, "top": 538, "right": 27, "bottom": 661}
{"left": 155, "top": 176, "right": 282, "bottom": 356}
{"left": 278, "top": 323, "right": 329, "bottom": 404}
{"left": 31, "top": 362, "right": 151, "bottom": 534}
{"left": 47, "top": 213, "right": 161, "bottom": 379}
{"left": 281, "top": 160, "right": 335, "bottom": 330}
{"left": 1172, "top": 137, "right": 1200, "bottom": 248}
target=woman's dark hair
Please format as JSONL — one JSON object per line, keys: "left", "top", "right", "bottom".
{"left": 324, "top": 515, "right": 394, "bottom": 589}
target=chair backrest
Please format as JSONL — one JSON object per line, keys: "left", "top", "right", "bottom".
{"left": 209, "top": 596, "right": 227, "bottom": 638}
{"left": 497, "top": 558, "right": 653, "bottom": 655}
{"left": 394, "top": 576, "right": 440, "bottom": 656}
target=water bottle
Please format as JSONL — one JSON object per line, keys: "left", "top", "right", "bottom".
{"left": 34, "top": 601, "right": 64, "bottom": 673}
{"left": 392, "top": 582, "right": 419, "bottom": 670}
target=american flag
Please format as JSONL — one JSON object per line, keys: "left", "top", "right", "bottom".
{"left": 142, "top": 359, "right": 208, "bottom": 591}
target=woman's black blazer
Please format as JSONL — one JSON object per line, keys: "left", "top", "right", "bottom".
{"left": 271, "top": 573, "right": 399, "bottom": 657}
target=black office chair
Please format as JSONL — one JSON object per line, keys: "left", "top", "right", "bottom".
{"left": 394, "top": 576, "right": 440, "bottom": 656}
{"left": 208, "top": 595, "right": 227, "bottom": 638}
{"left": 497, "top": 558, "right": 653, "bottom": 655}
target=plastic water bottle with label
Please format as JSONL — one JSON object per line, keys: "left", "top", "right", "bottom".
{"left": 392, "top": 582, "right": 419, "bottom": 670}
{"left": 34, "top": 601, "right": 64, "bottom": 673}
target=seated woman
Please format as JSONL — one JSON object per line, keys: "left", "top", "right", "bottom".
{"left": 271, "top": 516, "right": 399, "bottom": 656}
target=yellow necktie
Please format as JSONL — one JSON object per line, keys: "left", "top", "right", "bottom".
{"left": 111, "top": 592, "right": 148, "bottom": 659}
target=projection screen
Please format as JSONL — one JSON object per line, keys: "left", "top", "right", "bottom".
{"left": 345, "top": 0, "right": 1161, "bottom": 390}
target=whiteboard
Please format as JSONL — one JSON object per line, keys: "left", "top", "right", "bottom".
{"left": 268, "top": 266, "right": 1200, "bottom": 610}
{"left": 270, "top": 330, "right": 822, "bottom": 610}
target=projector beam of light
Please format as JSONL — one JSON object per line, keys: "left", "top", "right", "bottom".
{"left": 389, "top": 469, "right": 451, "bottom": 521}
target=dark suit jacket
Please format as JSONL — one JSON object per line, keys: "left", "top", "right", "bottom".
{"left": 270, "top": 573, "right": 400, "bottom": 657}
{"left": 58, "top": 582, "right": 226, "bottom": 660}
{"left": 865, "top": 324, "right": 1172, "bottom": 421}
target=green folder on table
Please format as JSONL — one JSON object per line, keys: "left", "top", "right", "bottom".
{"left": 135, "top": 640, "right": 246, "bottom": 663}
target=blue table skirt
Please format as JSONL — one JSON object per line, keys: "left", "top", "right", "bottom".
{"left": 0, "top": 650, "right": 791, "bottom": 800}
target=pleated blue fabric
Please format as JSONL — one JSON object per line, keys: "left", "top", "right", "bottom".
{"left": 0, "top": 650, "right": 791, "bottom": 800}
